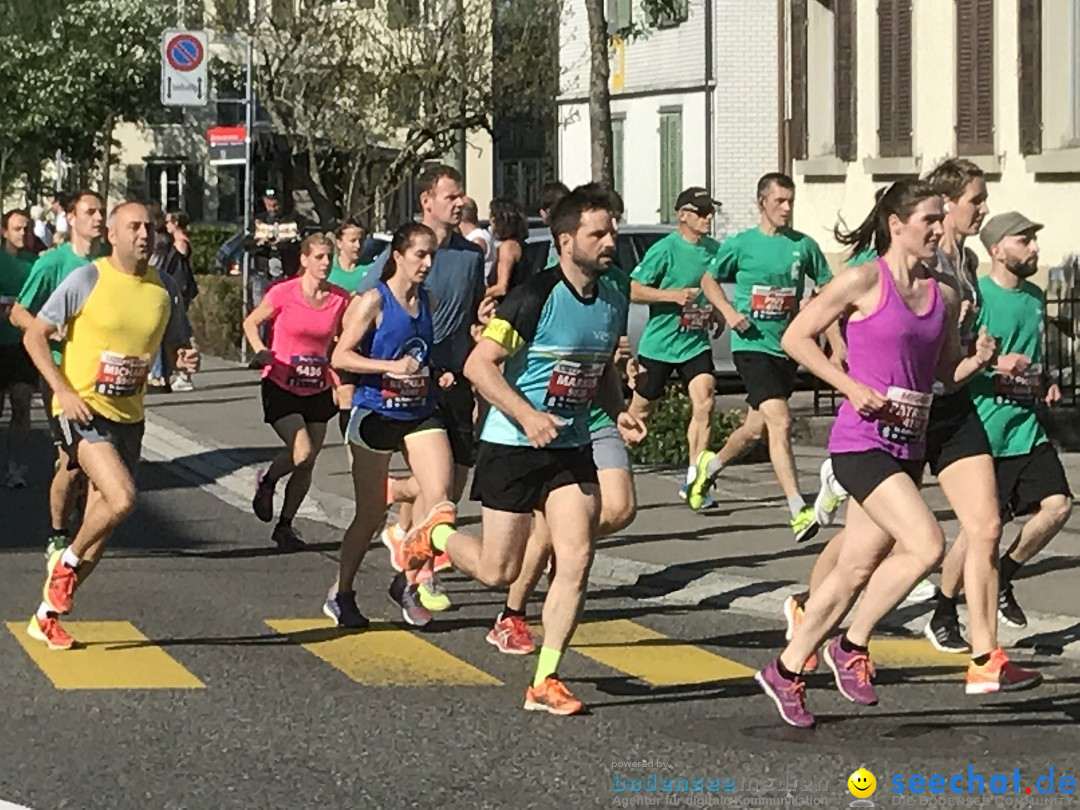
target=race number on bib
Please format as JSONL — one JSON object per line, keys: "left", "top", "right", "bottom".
{"left": 95, "top": 352, "right": 150, "bottom": 397}
{"left": 749, "top": 286, "right": 797, "bottom": 321}
{"left": 877, "top": 386, "right": 933, "bottom": 445}
{"left": 0, "top": 296, "right": 14, "bottom": 322}
{"left": 544, "top": 360, "right": 604, "bottom": 412}
{"left": 381, "top": 368, "right": 430, "bottom": 409}
{"left": 287, "top": 355, "right": 328, "bottom": 389}
{"left": 679, "top": 302, "right": 713, "bottom": 333}
{"left": 993, "top": 364, "right": 1042, "bottom": 406}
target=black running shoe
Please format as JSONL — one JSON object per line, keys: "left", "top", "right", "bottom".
{"left": 323, "top": 589, "right": 369, "bottom": 629}
{"left": 998, "top": 584, "right": 1028, "bottom": 629}
{"left": 923, "top": 612, "right": 970, "bottom": 653}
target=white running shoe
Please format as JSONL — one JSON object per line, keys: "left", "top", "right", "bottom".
{"left": 170, "top": 374, "right": 195, "bottom": 392}
{"left": 906, "top": 578, "right": 937, "bottom": 604}
{"left": 813, "top": 458, "right": 847, "bottom": 527}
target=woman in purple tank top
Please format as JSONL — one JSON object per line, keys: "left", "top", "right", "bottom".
{"left": 754, "top": 180, "right": 997, "bottom": 728}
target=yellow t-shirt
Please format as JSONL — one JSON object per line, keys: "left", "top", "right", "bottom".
{"left": 39, "top": 258, "right": 182, "bottom": 423}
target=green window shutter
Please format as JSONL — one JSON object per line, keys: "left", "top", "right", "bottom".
{"left": 659, "top": 111, "right": 682, "bottom": 224}
{"left": 612, "top": 118, "right": 625, "bottom": 198}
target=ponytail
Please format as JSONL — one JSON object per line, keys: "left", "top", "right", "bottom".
{"left": 834, "top": 179, "right": 938, "bottom": 260}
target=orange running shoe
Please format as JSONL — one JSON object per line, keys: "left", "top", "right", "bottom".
{"left": 43, "top": 550, "right": 79, "bottom": 615}
{"left": 782, "top": 594, "right": 818, "bottom": 672}
{"left": 381, "top": 524, "right": 406, "bottom": 573}
{"left": 966, "top": 647, "right": 1042, "bottom": 695}
{"left": 398, "top": 501, "right": 456, "bottom": 571}
{"left": 26, "top": 614, "right": 75, "bottom": 650}
{"left": 487, "top": 615, "right": 537, "bottom": 655}
{"left": 524, "top": 676, "right": 584, "bottom": 716}
{"left": 434, "top": 551, "right": 452, "bottom": 573}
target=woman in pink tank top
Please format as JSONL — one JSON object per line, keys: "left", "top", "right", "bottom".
{"left": 754, "top": 179, "right": 997, "bottom": 728}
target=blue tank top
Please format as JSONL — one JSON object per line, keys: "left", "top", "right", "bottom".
{"left": 354, "top": 283, "right": 436, "bottom": 420}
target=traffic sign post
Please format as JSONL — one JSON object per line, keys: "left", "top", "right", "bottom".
{"left": 161, "top": 30, "right": 208, "bottom": 106}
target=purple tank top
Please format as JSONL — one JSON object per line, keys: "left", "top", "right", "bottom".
{"left": 828, "top": 258, "right": 947, "bottom": 460}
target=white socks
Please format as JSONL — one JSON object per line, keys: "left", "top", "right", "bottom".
{"left": 61, "top": 548, "right": 81, "bottom": 569}
{"left": 685, "top": 466, "right": 697, "bottom": 486}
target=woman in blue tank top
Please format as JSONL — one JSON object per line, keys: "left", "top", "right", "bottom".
{"left": 327, "top": 222, "right": 456, "bottom": 629}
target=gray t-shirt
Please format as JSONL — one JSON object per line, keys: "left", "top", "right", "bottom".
{"left": 359, "top": 232, "right": 485, "bottom": 372}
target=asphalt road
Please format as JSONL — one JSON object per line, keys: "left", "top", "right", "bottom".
{"left": 2, "top": 431, "right": 1080, "bottom": 810}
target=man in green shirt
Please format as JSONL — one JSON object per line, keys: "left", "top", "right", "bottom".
{"left": 946, "top": 212, "right": 1072, "bottom": 630}
{"left": 10, "top": 190, "right": 106, "bottom": 555}
{"left": 693, "top": 173, "right": 834, "bottom": 542}
{"left": 628, "top": 186, "right": 726, "bottom": 505}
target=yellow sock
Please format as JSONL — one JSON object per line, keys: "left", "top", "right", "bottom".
{"left": 431, "top": 524, "right": 453, "bottom": 552}
{"left": 532, "top": 646, "right": 562, "bottom": 687}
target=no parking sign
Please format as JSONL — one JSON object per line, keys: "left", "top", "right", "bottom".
{"left": 161, "top": 30, "right": 208, "bottom": 107}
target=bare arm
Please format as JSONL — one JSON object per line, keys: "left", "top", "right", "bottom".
{"left": 700, "top": 273, "right": 748, "bottom": 332}
{"left": 484, "top": 240, "right": 521, "bottom": 299}
{"left": 935, "top": 284, "right": 994, "bottom": 385}
{"left": 331, "top": 292, "right": 416, "bottom": 376}
{"left": 595, "top": 356, "right": 625, "bottom": 424}
{"left": 23, "top": 317, "right": 91, "bottom": 423}
{"left": 9, "top": 302, "right": 35, "bottom": 333}
{"left": 241, "top": 298, "right": 277, "bottom": 355}
{"left": 630, "top": 280, "right": 697, "bottom": 306}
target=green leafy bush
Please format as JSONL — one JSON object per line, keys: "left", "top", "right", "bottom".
{"left": 189, "top": 225, "right": 237, "bottom": 275}
{"left": 630, "top": 386, "right": 747, "bottom": 465}
{"left": 188, "top": 275, "right": 244, "bottom": 359}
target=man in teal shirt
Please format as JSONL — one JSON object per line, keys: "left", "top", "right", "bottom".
{"left": 628, "top": 186, "right": 725, "bottom": 506}
{"left": 960, "top": 213, "right": 1071, "bottom": 629}
{"left": 693, "top": 173, "right": 834, "bottom": 542}
{"left": 10, "top": 190, "right": 106, "bottom": 556}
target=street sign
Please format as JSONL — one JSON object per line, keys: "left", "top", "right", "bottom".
{"left": 207, "top": 126, "right": 247, "bottom": 166}
{"left": 161, "top": 30, "right": 208, "bottom": 107}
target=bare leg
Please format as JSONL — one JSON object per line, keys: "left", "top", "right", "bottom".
{"left": 757, "top": 398, "right": 801, "bottom": 500}
{"left": 539, "top": 483, "right": 600, "bottom": 652}
{"left": 338, "top": 447, "right": 391, "bottom": 592}
{"left": 713, "top": 408, "right": 766, "bottom": 466}
{"left": 686, "top": 373, "right": 714, "bottom": 465}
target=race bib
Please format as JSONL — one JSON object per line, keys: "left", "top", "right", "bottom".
{"left": 0, "top": 296, "right": 14, "bottom": 322}
{"left": 877, "top": 386, "right": 933, "bottom": 445}
{"left": 545, "top": 360, "right": 605, "bottom": 412}
{"left": 750, "top": 285, "right": 797, "bottom": 320}
{"left": 95, "top": 351, "right": 150, "bottom": 397}
{"left": 381, "top": 368, "right": 430, "bottom": 409}
{"left": 993, "top": 364, "right": 1042, "bottom": 406}
{"left": 679, "top": 302, "right": 713, "bottom": 333}
{"left": 287, "top": 354, "right": 328, "bottom": 389}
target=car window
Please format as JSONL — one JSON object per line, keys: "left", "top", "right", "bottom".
{"left": 615, "top": 234, "right": 636, "bottom": 271}
{"left": 630, "top": 233, "right": 666, "bottom": 262}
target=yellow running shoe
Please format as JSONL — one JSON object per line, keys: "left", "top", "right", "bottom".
{"left": 417, "top": 575, "right": 452, "bottom": 612}
{"left": 687, "top": 450, "right": 716, "bottom": 511}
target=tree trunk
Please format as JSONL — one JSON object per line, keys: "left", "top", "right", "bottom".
{"left": 584, "top": 0, "right": 614, "bottom": 187}
{"left": 99, "top": 112, "right": 115, "bottom": 200}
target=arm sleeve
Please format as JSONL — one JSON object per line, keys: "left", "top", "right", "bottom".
{"left": 481, "top": 274, "right": 556, "bottom": 356}
{"left": 629, "top": 242, "right": 668, "bottom": 286}
{"left": 806, "top": 239, "right": 833, "bottom": 286}
{"left": 16, "top": 254, "right": 55, "bottom": 313}
{"left": 37, "top": 262, "right": 98, "bottom": 327}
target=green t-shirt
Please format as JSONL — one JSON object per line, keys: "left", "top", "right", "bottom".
{"left": 630, "top": 231, "right": 722, "bottom": 364}
{"left": 16, "top": 243, "right": 101, "bottom": 361}
{"left": 327, "top": 258, "right": 372, "bottom": 294}
{"left": 588, "top": 267, "right": 632, "bottom": 434}
{"left": 712, "top": 227, "right": 832, "bottom": 358}
{"left": 0, "top": 250, "right": 36, "bottom": 345}
{"left": 970, "top": 276, "right": 1048, "bottom": 457}
{"left": 848, "top": 247, "right": 878, "bottom": 267}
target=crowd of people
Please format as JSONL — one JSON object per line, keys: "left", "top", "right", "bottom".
{"left": 0, "top": 156, "right": 1072, "bottom": 723}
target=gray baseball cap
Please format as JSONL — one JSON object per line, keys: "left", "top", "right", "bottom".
{"left": 980, "top": 211, "right": 1043, "bottom": 250}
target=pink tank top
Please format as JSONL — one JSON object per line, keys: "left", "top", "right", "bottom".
{"left": 828, "top": 258, "right": 947, "bottom": 460}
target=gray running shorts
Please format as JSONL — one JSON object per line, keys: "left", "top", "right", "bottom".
{"left": 591, "top": 424, "right": 631, "bottom": 472}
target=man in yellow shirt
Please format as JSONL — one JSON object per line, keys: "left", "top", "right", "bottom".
{"left": 22, "top": 202, "right": 199, "bottom": 650}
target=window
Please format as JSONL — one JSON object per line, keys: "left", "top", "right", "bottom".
{"left": 217, "top": 165, "right": 245, "bottom": 224}
{"left": 955, "top": 0, "right": 995, "bottom": 155}
{"left": 796, "top": 0, "right": 857, "bottom": 161}
{"left": 878, "top": 0, "right": 912, "bottom": 157}
{"left": 648, "top": 0, "right": 688, "bottom": 29}
{"left": 1018, "top": 0, "right": 1042, "bottom": 154}
{"left": 658, "top": 110, "right": 682, "bottom": 224}
{"left": 612, "top": 117, "right": 625, "bottom": 200}
{"left": 790, "top": 0, "right": 808, "bottom": 160}
{"left": 834, "top": 0, "right": 857, "bottom": 160}
{"left": 608, "top": 0, "right": 632, "bottom": 30}
{"left": 147, "top": 162, "right": 186, "bottom": 213}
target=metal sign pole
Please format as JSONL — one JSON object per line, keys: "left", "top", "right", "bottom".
{"left": 240, "top": 27, "right": 254, "bottom": 364}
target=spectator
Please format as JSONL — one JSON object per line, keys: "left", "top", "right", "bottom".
{"left": 484, "top": 197, "right": 529, "bottom": 300}
{"left": 459, "top": 197, "right": 494, "bottom": 281}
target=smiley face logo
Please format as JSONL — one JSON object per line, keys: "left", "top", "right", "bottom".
{"left": 848, "top": 767, "right": 876, "bottom": 798}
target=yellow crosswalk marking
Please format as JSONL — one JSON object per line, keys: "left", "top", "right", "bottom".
{"left": 6, "top": 621, "right": 203, "bottom": 690}
{"left": 265, "top": 619, "right": 502, "bottom": 686}
{"left": 869, "top": 638, "right": 968, "bottom": 670}
{"left": 571, "top": 619, "right": 755, "bottom": 685}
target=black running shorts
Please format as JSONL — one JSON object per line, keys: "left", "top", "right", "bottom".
{"left": 923, "top": 390, "right": 992, "bottom": 476}
{"left": 346, "top": 407, "right": 445, "bottom": 454}
{"left": 732, "top": 351, "right": 799, "bottom": 409}
{"left": 471, "top": 441, "right": 598, "bottom": 514}
{"left": 435, "top": 378, "right": 476, "bottom": 467}
{"left": 261, "top": 379, "right": 337, "bottom": 425}
{"left": 831, "top": 450, "right": 925, "bottom": 504}
{"left": 0, "top": 344, "right": 39, "bottom": 390}
{"left": 995, "top": 442, "right": 1072, "bottom": 521}
{"left": 634, "top": 350, "right": 714, "bottom": 402}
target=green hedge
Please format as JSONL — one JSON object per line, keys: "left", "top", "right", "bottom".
{"left": 190, "top": 224, "right": 237, "bottom": 275}
{"left": 630, "top": 387, "right": 747, "bottom": 466}
{"left": 189, "top": 275, "right": 244, "bottom": 359}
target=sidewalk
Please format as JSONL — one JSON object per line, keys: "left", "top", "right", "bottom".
{"left": 140, "top": 356, "right": 1080, "bottom": 657}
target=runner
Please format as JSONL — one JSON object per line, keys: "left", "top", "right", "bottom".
{"left": 328, "top": 221, "right": 456, "bottom": 628}
{"left": 691, "top": 174, "right": 837, "bottom": 540}
{"left": 934, "top": 213, "right": 1071, "bottom": 647}
{"left": 391, "top": 185, "right": 643, "bottom": 715}
{"left": 21, "top": 201, "right": 198, "bottom": 650}
{"left": 626, "top": 186, "right": 723, "bottom": 507}
{"left": 327, "top": 217, "right": 370, "bottom": 436}
{"left": 0, "top": 210, "right": 38, "bottom": 488}
{"left": 244, "top": 234, "right": 349, "bottom": 551}
{"left": 754, "top": 179, "right": 1004, "bottom": 727}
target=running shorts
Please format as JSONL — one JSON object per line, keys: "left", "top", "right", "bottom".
{"left": 261, "top": 378, "right": 337, "bottom": 425}
{"left": 55, "top": 413, "right": 144, "bottom": 473}
{"left": 591, "top": 424, "right": 631, "bottom": 472}
{"left": 0, "top": 344, "right": 39, "bottom": 390}
{"left": 995, "top": 442, "right": 1072, "bottom": 522}
{"left": 435, "top": 377, "right": 476, "bottom": 467}
{"left": 732, "top": 351, "right": 799, "bottom": 409}
{"left": 923, "top": 390, "right": 992, "bottom": 476}
{"left": 346, "top": 407, "right": 445, "bottom": 454}
{"left": 831, "top": 450, "right": 924, "bottom": 505}
{"left": 471, "top": 441, "right": 598, "bottom": 514}
{"left": 634, "top": 350, "right": 714, "bottom": 402}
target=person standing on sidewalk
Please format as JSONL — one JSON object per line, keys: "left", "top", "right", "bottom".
{"left": 21, "top": 201, "right": 198, "bottom": 650}
{"left": 0, "top": 210, "right": 38, "bottom": 489}
{"left": 626, "top": 186, "right": 723, "bottom": 507}
{"left": 690, "top": 174, "right": 837, "bottom": 541}
{"left": 245, "top": 234, "right": 349, "bottom": 551}
{"left": 11, "top": 190, "right": 106, "bottom": 556}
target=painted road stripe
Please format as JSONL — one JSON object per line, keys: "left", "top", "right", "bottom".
{"left": 265, "top": 619, "right": 501, "bottom": 686}
{"left": 869, "top": 638, "right": 969, "bottom": 670}
{"left": 6, "top": 621, "right": 203, "bottom": 690}
{"left": 571, "top": 619, "right": 755, "bottom": 685}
